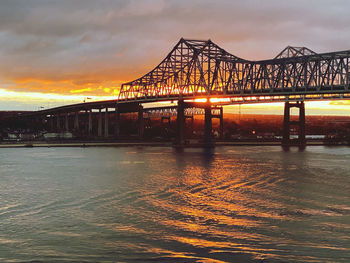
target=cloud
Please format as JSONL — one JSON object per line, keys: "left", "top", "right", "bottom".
{"left": 1, "top": 0, "right": 350, "bottom": 102}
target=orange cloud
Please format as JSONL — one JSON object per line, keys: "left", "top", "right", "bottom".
{"left": 70, "top": 88, "right": 93, "bottom": 94}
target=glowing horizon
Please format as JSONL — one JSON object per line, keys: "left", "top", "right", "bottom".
{"left": 2, "top": 1, "right": 350, "bottom": 115}
{"left": 1, "top": 87, "right": 350, "bottom": 116}
{"left": 0, "top": 88, "right": 118, "bottom": 111}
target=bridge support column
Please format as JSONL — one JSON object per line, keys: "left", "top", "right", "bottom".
{"left": 114, "top": 105, "right": 120, "bottom": 139}
{"left": 138, "top": 105, "right": 144, "bottom": 139}
{"left": 98, "top": 109, "right": 102, "bottom": 137}
{"left": 161, "top": 116, "right": 171, "bottom": 138}
{"left": 43, "top": 116, "right": 48, "bottom": 130}
{"left": 219, "top": 107, "right": 224, "bottom": 140}
{"left": 104, "top": 108, "right": 109, "bottom": 138}
{"left": 282, "top": 101, "right": 306, "bottom": 149}
{"left": 88, "top": 110, "right": 92, "bottom": 135}
{"left": 65, "top": 113, "right": 69, "bottom": 132}
{"left": 74, "top": 112, "right": 79, "bottom": 131}
{"left": 34, "top": 116, "right": 40, "bottom": 129}
{"left": 184, "top": 115, "right": 194, "bottom": 138}
{"left": 50, "top": 116, "right": 54, "bottom": 131}
{"left": 56, "top": 114, "right": 60, "bottom": 131}
{"left": 300, "top": 102, "right": 306, "bottom": 145}
{"left": 176, "top": 99, "right": 185, "bottom": 145}
{"left": 204, "top": 103, "right": 213, "bottom": 146}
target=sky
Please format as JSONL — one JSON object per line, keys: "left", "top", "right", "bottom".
{"left": 1, "top": 0, "right": 350, "bottom": 114}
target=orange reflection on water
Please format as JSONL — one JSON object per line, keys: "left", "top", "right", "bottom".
{"left": 168, "top": 236, "right": 280, "bottom": 260}
{"left": 145, "top": 246, "right": 228, "bottom": 263}
{"left": 130, "top": 148, "right": 335, "bottom": 262}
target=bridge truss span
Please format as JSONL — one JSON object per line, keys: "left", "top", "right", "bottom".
{"left": 8, "top": 38, "right": 350, "bottom": 148}
{"left": 119, "top": 38, "right": 350, "bottom": 102}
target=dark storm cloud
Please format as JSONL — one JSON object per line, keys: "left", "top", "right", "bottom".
{"left": 1, "top": 0, "right": 350, "bottom": 94}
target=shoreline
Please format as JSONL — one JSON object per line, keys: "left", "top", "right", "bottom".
{"left": 0, "top": 140, "right": 348, "bottom": 148}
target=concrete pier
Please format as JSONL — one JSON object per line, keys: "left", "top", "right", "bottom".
{"left": 65, "top": 114, "right": 69, "bottom": 132}
{"left": 98, "top": 109, "right": 102, "bottom": 137}
{"left": 176, "top": 99, "right": 185, "bottom": 145}
{"left": 138, "top": 105, "right": 144, "bottom": 139}
{"left": 204, "top": 103, "right": 213, "bottom": 145}
{"left": 114, "top": 105, "right": 120, "bottom": 139}
{"left": 104, "top": 108, "right": 109, "bottom": 137}
{"left": 74, "top": 112, "right": 79, "bottom": 131}
{"left": 282, "top": 101, "right": 306, "bottom": 148}
{"left": 88, "top": 110, "right": 92, "bottom": 135}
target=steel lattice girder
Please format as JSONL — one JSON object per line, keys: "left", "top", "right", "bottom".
{"left": 143, "top": 105, "right": 222, "bottom": 118}
{"left": 119, "top": 38, "right": 350, "bottom": 101}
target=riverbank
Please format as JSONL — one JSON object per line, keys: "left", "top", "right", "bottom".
{"left": 0, "top": 140, "right": 347, "bottom": 148}
{"left": 0, "top": 141, "right": 171, "bottom": 148}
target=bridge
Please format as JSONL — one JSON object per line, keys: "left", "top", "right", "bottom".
{"left": 4, "top": 38, "right": 350, "bottom": 146}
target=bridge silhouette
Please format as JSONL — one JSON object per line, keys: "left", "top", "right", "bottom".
{"left": 120, "top": 38, "right": 350, "bottom": 101}
{"left": 7, "top": 38, "right": 350, "bottom": 147}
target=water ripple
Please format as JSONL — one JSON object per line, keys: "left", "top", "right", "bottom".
{"left": 0, "top": 146, "right": 350, "bottom": 262}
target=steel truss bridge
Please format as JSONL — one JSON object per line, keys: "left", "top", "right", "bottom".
{"left": 5, "top": 38, "right": 350, "bottom": 147}
{"left": 119, "top": 38, "right": 350, "bottom": 102}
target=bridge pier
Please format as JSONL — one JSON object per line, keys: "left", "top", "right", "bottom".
{"left": 88, "top": 110, "right": 92, "bottom": 135}
{"left": 65, "top": 113, "right": 69, "bottom": 132}
{"left": 74, "top": 112, "right": 79, "bottom": 131}
{"left": 98, "top": 109, "right": 102, "bottom": 137}
{"left": 219, "top": 107, "right": 224, "bottom": 139}
{"left": 56, "top": 114, "right": 61, "bottom": 131}
{"left": 211, "top": 106, "right": 224, "bottom": 140}
{"left": 282, "top": 101, "right": 306, "bottom": 149}
{"left": 83, "top": 110, "right": 87, "bottom": 135}
{"left": 176, "top": 99, "right": 185, "bottom": 145}
{"left": 204, "top": 103, "right": 213, "bottom": 146}
{"left": 42, "top": 116, "right": 47, "bottom": 130}
{"left": 50, "top": 116, "right": 54, "bottom": 131}
{"left": 138, "top": 105, "right": 144, "bottom": 139}
{"left": 114, "top": 105, "right": 120, "bottom": 139}
{"left": 104, "top": 108, "right": 109, "bottom": 138}
{"left": 184, "top": 115, "right": 194, "bottom": 138}
{"left": 161, "top": 116, "right": 171, "bottom": 138}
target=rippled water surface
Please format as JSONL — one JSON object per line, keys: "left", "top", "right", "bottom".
{"left": 0, "top": 146, "right": 349, "bottom": 263}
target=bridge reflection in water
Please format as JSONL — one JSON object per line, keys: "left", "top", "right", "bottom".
{"left": 10, "top": 38, "right": 350, "bottom": 148}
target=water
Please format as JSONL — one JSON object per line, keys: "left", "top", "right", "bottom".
{"left": 0, "top": 146, "right": 349, "bottom": 263}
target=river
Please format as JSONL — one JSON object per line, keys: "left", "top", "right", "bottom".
{"left": 0, "top": 146, "right": 349, "bottom": 262}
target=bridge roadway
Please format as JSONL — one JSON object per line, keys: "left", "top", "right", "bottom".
{"left": 7, "top": 38, "right": 350, "bottom": 147}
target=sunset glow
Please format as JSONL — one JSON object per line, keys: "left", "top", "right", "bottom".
{"left": 0, "top": 88, "right": 117, "bottom": 110}
{"left": 1, "top": 0, "right": 350, "bottom": 116}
